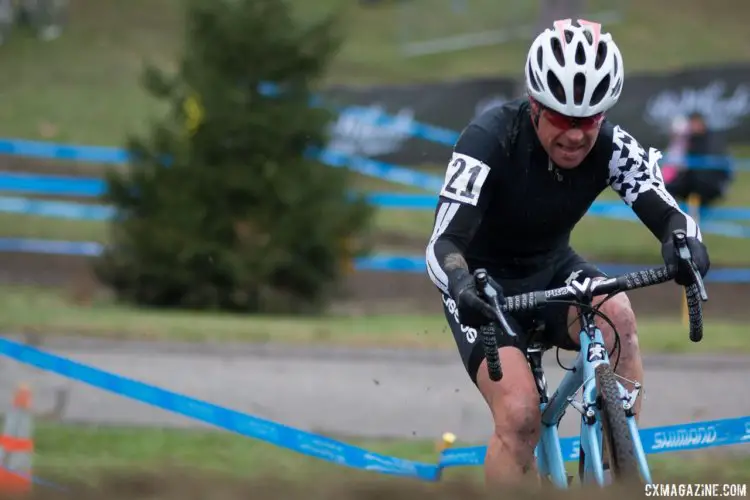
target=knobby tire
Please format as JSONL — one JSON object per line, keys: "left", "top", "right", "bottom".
{"left": 595, "top": 363, "right": 640, "bottom": 483}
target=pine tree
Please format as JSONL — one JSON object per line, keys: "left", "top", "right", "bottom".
{"left": 94, "top": 0, "right": 375, "bottom": 313}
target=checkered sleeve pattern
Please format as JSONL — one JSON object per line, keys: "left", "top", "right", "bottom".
{"left": 607, "top": 125, "right": 702, "bottom": 240}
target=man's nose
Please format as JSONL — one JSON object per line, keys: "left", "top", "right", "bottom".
{"left": 565, "top": 128, "right": 585, "bottom": 142}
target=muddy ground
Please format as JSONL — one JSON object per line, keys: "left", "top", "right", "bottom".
{"left": 16, "top": 468, "right": 727, "bottom": 500}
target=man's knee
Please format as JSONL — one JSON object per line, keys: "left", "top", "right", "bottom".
{"left": 476, "top": 348, "right": 541, "bottom": 443}
{"left": 493, "top": 391, "right": 541, "bottom": 443}
{"left": 567, "top": 282, "right": 639, "bottom": 351}
{"left": 597, "top": 291, "right": 639, "bottom": 351}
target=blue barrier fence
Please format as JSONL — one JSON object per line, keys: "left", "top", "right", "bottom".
{"left": 0, "top": 138, "right": 444, "bottom": 193}
{"left": 0, "top": 336, "right": 747, "bottom": 485}
{"left": 3, "top": 167, "right": 750, "bottom": 232}
{"left": 1, "top": 137, "right": 748, "bottom": 237}
{"left": 1, "top": 120, "right": 749, "bottom": 278}
{"left": 2, "top": 170, "right": 750, "bottom": 223}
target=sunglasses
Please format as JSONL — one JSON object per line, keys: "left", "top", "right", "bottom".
{"left": 530, "top": 97, "right": 605, "bottom": 131}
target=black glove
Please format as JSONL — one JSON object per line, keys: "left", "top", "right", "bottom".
{"left": 448, "top": 269, "right": 502, "bottom": 328}
{"left": 661, "top": 236, "right": 711, "bottom": 286}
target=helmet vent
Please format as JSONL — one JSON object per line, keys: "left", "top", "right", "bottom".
{"left": 591, "top": 74, "right": 611, "bottom": 106}
{"left": 595, "top": 42, "right": 607, "bottom": 70}
{"left": 527, "top": 64, "right": 541, "bottom": 92}
{"left": 575, "top": 42, "right": 586, "bottom": 65}
{"left": 582, "top": 29, "right": 593, "bottom": 45}
{"left": 574, "top": 73, "right": 586, "bottom": 105}
{"left": 611, "top": 76, "right": 623, "bottom": 96}
{"left": 551, "top": 37, "right": 565, "bottom": 66}
{"left": 547, "top": 71, "right": 566, "bottom": 104}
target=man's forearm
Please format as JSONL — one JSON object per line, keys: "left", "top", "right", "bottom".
{"left": 425, "top": 199, "right": 484, "bottom": 296}
{"left": 444, "top": 252, "right": 469, "bottom": 273}
{"left": 443, "top": 251, "right": 471, "bottom": 299}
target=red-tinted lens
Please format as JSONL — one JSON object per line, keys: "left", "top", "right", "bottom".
{"left": 544, "top": 108, "right": 604, "bottom": 131}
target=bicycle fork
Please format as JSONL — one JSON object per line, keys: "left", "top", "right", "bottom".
{"left": 528, "top": 346, "right": 571, "bottom": 489}
{"left": 576, "top": 329, "right": 653, "bottom": 486}
{"left": 625, "top": 394, "right": 653, "bottom": 484}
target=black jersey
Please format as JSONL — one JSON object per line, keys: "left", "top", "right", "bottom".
{"left": 426, "top": 97, "right": 702, "bottom": 295}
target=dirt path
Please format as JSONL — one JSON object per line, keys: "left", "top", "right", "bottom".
{"left": 2, "top": 336, "right": 749, "bottom": 442}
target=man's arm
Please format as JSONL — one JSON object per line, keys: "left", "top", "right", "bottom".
{"left": 607, "top": 125, "right": 702, "bottom": 244}
{"left": 426, "top": 124, "right": 499, "bottom": 297}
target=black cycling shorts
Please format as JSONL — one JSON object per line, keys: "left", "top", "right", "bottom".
{"left": 441, "top": 248, "right": 607, "bottom": 385}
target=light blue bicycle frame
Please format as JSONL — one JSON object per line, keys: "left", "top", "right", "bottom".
{"left": 530, "top": 315, "right": 652, "bottom": 488}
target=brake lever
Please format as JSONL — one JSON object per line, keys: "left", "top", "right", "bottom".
{"left": 475, "top": 270, "right": 517, "bottom": 338}
{"left": 672, "top": 230, "right": 709, "bottom": 302}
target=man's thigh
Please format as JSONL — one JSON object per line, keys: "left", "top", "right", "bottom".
{"left": 441, "top": 293, "right": 533, "bottom": 386}
{"left": 539, "top": 249, "right": 609, "bottom": 351}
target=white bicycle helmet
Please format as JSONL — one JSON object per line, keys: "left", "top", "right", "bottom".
{"left": 525, "top": 19, "right": 624, "bottom": 117}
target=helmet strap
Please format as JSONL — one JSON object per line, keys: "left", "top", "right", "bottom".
{"left": 529, "top": 96, "right": 542, "bottom": 129}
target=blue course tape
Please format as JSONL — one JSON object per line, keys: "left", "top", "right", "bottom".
{"left": 4, "top": 171, "right": 750, "bottom": 226}
{"left": 345, "top": 191, "right": 750, "bottom": 223}
{"left": 309, "top": 147, "right": 444, "bottom": 192}
{"left": 5, "top": 171, "right": 750, "bottom": 237}
{"left": 0, "top": 137, "right": 442, "bottom": 192}
{"left": 0, "top": 338, "right": 441, "bottom": 481}
{"left": 0, "top": 238, "right": 104, "bottom": 256}
{"left": 354, "top": 253, "right": 750, "bottom": 283}
{"left": 0, "top": 138, "right": 129, "bottom": 164}
{"left": 0, "top": 338, "right": 747, "bottom": 482}
{"left": 0, "top": 172, "right": 105, "bottom": 197}
{"left": 256, "top": 81, "right": 460, "bottom": 147}
{"left": 0, "top": 196, "right": 114, "bottom": 221}
{"left": 1, "top": 238, "right": 749, "bottom": 284}
{"left": 584, "top": 203, "right": 750, "bottom": 239}
{"left": 1, "top": 172, "right": 442, "bottom": 205}
{"left": 0, "top": 122, "right": 749, "bottom": 171}
{"left": 441, "top": 415, "right": 750, "bottom": 467}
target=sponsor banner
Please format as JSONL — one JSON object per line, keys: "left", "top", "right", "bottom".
{"left": 323, "top": 64, "right": 750, "bottom": 166}
{"left": 321, "top": 78, "right": 521, "bottom": 166}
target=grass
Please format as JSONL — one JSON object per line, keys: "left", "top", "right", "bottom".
{"left": 1, "top": 285, "right": 748, "bottom": 353}
{"left": 1, "top": 0, "right": 750, "bottom": 145}
{"left": 32, "top": 423, "right": 750, "bottom": 485}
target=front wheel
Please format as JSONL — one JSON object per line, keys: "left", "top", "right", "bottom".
{"left": 595, "top": 363, "right": 640, "bottom": 483}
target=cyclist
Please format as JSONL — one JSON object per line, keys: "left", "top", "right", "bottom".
{"left": 425, "top": 19, "right": 710, "bottom": 487}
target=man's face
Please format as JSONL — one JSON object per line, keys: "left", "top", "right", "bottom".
{"left": 531, "top": 99, "right": 605, "bottom": 169}
{"left": 689, "top": 115, "right": 707, "bottom": 135}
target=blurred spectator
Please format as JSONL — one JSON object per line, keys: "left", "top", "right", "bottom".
{"left": 359, "top": 0, "right": 410, "bottom": 4}
{"left": 0, "top": 0, "right": 14, "bottom": 45}
{"left": 0, "top": 0, "right": 67, "bottom": 44}
{"left": 661, "top": 114, "right": 690, "bottom": 184}
{"left": 19, "top": 0, "right": 67, "bottom": 41}
{"left": 664, "top": 111, "right": 734, "bottom": 208}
